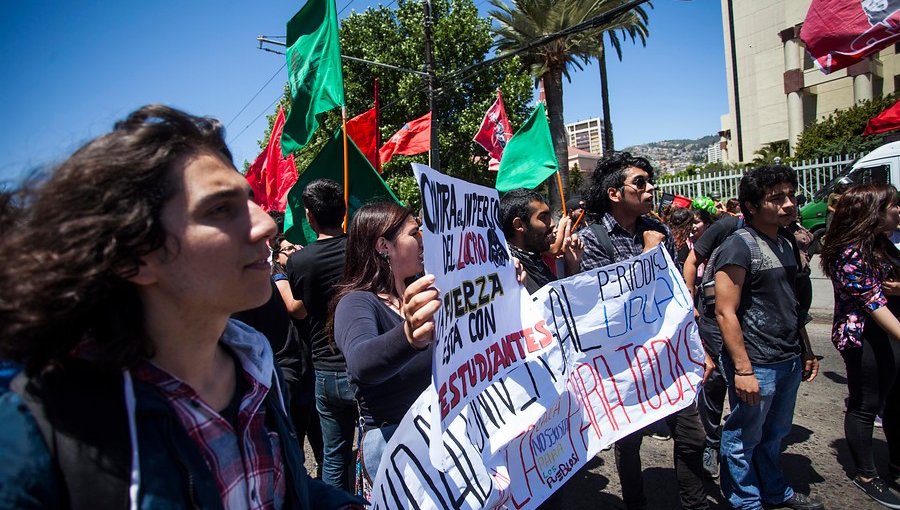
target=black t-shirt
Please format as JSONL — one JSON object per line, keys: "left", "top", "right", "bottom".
{"left": 693, "top": 215, "right": 741, "bottom": 261}
{"left": 714, "top": 229, "right": 801, "bottom": 364}
{"left": 287, "top": 235, "right": 348, "bottom": 371}
{"left": 232, "top": 279, "right": 307, "bottom": 385}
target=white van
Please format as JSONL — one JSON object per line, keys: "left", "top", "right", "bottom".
{"left": 800, "top": 141, "right": 900, "bottom": 236}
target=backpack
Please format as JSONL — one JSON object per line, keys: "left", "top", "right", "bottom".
{"left": 698, "top": 227, "right": 763, "bottom": 314}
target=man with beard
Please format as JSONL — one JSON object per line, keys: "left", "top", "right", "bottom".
{"left": 500, "top": 188, "right": 582, "bottom": 295}
{"left": 579, "top": 152, "right": 711, "bottom": 510}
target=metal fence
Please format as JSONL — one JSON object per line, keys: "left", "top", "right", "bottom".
{"left": 654, "top": 154, "right": 860, "bottom": 200}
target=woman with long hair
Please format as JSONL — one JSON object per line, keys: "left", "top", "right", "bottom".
{"left": 820, "top": 183, "right": 900, "bottom": 506}
{"left": 329, "top": 202, "right": 440, "bottom": 483}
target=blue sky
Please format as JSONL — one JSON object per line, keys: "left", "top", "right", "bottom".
{"left": 0, "top": 0, "right": 725, "bottom": 184}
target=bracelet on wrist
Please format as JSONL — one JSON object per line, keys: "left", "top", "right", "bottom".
{"left": 734, "top": 370, "right": 754, "bottom": 377}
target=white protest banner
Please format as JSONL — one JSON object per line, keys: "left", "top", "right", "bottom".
{"left": 369, "top": 245, "right": 706, "bottom": 509}
{"left": 413, "top": 163, "right": 550, "bottom": 438}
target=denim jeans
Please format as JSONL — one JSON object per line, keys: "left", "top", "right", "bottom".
{"left": 361, "top": 424, "right": 399, "bottom": 480}
{"left": 315, "top": 370, "right": 358, "bottom": 491}
{"left": 720, "top": 355, "right": 801, "bottom": 510}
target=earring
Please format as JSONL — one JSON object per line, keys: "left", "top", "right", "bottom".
{"left": 379, "top": 251, "right": 390, "bottom": 262}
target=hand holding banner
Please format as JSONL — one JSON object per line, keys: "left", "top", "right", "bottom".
{"left": 367, "top": 165, "right": 705, "bottom": 509}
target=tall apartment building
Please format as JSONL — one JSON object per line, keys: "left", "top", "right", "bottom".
{"left": 719, "top": 0, "right": 900, "bottom": 163}
{"left": 708, "top": 143, "right": 723, "bottom": 164}
{"left": 566, "top": 118, "right": 606, "bottom": 155}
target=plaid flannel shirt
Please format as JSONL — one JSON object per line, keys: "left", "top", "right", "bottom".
{"left": 132, "top": 321, "right": 285, "bottom": 510}
{"left": 579, "top": 212, "right": 677, "bottom": 272}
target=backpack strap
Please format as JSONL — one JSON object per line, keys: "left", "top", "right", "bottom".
{"left": 589, "top": 221, "right": 617, "bottom": 262}
{"left": 698, "top": 225, "right": 762, "bottom": 315}
{"left": 734, "top": 228, "right": 763, "bottom": 276}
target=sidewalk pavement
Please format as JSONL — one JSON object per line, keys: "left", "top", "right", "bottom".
{"left": 808, "top": 254, "right": 834, "bottom": 324}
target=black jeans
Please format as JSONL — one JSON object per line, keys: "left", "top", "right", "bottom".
{"left": 698, "top": 364, "right": 727, "bottom": 450}
{"left": 698, "top": 315, "right": 726, "bottom": 450}
{"left": 614, "top": 401, "right": 709, "bottom": 510}
{"left": 841, "top": 317, "right": 900, "bottom": 479}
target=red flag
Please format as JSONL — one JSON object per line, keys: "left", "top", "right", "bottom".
{"left": 473, "top": 91, "right": 513, "bottom": 165}
{"left": 246, "top": 106, "right": 298, "bottom": 212}
{"left": 346, "top": 108, "right": 379, "bottom": 170}
{"left": 864, "top": 98, "right": 900, "bottom": 135}
{"left": 379, "top": 112, "right": 431, "bottom": 165}
{"left": 801, "top": 0, "right": 900, "bottom": 74}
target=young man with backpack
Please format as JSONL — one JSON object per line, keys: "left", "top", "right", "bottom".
{"left": 713, "top": 165, "right": 821, "bottom": 510}
{"left": 579, "top": 152, "right": 712, "bottom": 510}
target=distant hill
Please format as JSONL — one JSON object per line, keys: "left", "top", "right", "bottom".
{"left": 622, "top": 134, "right": 719, "bottom": 174}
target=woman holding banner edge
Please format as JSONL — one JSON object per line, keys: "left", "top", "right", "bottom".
{"left": 329, "top": 202, "right": 441, "bottom": 487}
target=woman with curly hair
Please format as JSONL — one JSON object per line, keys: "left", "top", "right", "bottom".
{"left": 821, "top": 183, "right": 900, "bottom": 507}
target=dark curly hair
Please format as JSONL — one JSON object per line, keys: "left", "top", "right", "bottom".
{"left": 737, "top": 165, "right": 798, "bottom": 220}
{"left": 0, "top": 104, "right": 232, "bottom": 375}
{"left": 584, "top": 151, "right": 654, "bottom": 218}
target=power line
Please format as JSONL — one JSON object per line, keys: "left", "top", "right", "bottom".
{"left": 338, "top": 0, "right": 355, "bottom": 16}
{"left": 227, "top": 95, "right": 281, "bottom": 145}
{"left": 447, "top": 0, "right": 650, "bottom": 80}
{"left": 225, "top": 62, "right": 286, "bottom": 129}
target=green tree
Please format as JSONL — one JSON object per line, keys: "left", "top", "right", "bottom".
{"left": 255, "top": 0, "right": 533, "bottom": 188}
{"left": 752, "top": 140, "right": 790, "bottom": 164}
{"left": 489, "top": 0, "right": 650, "bottom": 211}
{"left": 793, "top": 93, "right": 898, "bottom": 160}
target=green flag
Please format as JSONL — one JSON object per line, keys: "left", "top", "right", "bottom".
{"left": 284, "top": 128, "right": 401, "bottom": 245}
{"left": 495, "top": 102, "right": 559, "bottom": 192}
{"left": 281, "top": 0, "right": 344, "bottom": 156}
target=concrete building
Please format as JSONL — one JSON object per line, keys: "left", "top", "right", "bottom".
{"left": 566, "top": 118, "right": 606, "bottom": 155}
{"left": 568, "top": 146, "right": 601, "bottom": 174}
{"left": 708, "top": 142, "right": 723, "bottom": 164}
{"left": 719, "top": 0, "right": 900, "bottom": 163}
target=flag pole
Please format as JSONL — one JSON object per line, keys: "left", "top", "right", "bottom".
{"left": 342, "top": 106, "right": 349, "bottom": 232}
{"left": 374, "top": 78, "right": 382, "bottom": 173}
{"left": 556, "top": 170, "right": 567, "bottom": 216}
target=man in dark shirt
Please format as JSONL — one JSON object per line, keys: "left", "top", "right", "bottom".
{"left": 580, "top": 152, "right": 711, "bottom": 510}
{"left": 714, "top": 166, "right": 821, "bottom": 510}
{"left": 286, "top": 179, "right": 356, "bottom": 492}
{"left": 500, "top": 188, "right": 582, "bottom": 294}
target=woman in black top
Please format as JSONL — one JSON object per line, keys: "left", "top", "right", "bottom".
{"left": 329, "top": 202, "right": 441, "bottom": 482}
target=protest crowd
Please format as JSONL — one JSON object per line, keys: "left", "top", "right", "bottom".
{"left": 0, "top": 99, "right": 898, "bottom": 510}
{"left": 3, "top": 1, "right": 900, "bottom": 509}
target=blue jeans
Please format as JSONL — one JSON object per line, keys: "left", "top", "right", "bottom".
{"left": 315, "top": 370, "right": 358, "bottom": 491}
{"left": 720, "top": 356, "right": 801, "bottom": 510}
{"left": 361, "top": 424, "right": 399, "bottom": 480}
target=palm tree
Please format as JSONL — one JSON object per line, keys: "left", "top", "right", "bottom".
{"left": 752, "top": 140, "right": 791, "bottom": 164}
{"left": 597, "top": 6, "right": 650, "bottom": 153}
{"left": 489, "top": 0, "right": 650, "bottom": 211}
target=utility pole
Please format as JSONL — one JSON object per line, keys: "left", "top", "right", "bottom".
{"left": 422, "top": 0, "right": 440, "bottom": 171}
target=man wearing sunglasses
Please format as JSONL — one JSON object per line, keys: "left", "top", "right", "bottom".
{"left": 579, "top": 151, "right": 710, "bottom": 510}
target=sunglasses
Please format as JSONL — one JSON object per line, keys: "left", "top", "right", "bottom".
{"left": 620, "top": 175, "right": 654, "bottom": 192}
